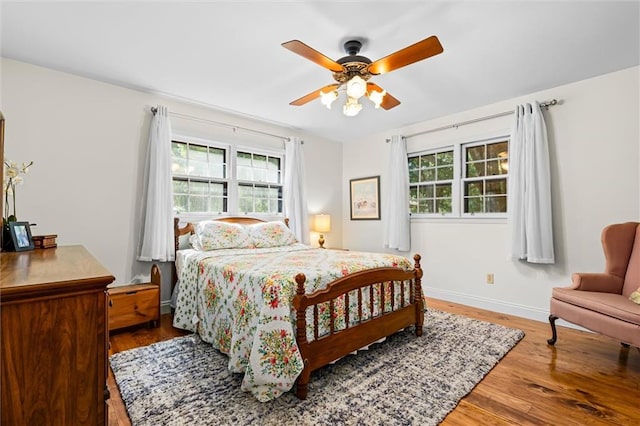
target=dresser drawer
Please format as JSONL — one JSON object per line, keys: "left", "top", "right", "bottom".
{"left": 108, "top": 284, "right": 159, "bottom": 331}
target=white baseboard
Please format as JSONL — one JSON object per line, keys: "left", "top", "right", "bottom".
{"left": 161, "top": 300, "right": 172, "bottom": 315}
{"left": 425, "top": 287, "right": 588, "bottom": 332}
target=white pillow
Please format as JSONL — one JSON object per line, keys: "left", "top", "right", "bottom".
{"left": 248, "top": 221, "right": 297, "bottom": 248}
{"left": 194, "top": 221, "right": 252, "bottom": 250}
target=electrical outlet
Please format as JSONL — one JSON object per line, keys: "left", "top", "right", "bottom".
{"left": 486, "top": 273, "right": 494, "bottom": 284}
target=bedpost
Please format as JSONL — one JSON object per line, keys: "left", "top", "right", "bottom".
{"left": 294, "top": 273, "right": 310, "bottom": 399}
{"left": 413, "top": 254, "right": 424, "bottom": 337}
{"left": 172, "top": 218, "right": 180, "bottom": 293}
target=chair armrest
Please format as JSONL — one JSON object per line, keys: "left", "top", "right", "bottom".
{"left": 570, "top": 272, "right": 624, "bottom": 294}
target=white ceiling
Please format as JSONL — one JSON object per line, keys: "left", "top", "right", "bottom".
{"left": 1, "top": 1, "right": 639, "bottom": 143}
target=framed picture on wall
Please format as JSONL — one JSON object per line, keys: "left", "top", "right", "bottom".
{"left": 350, "top": 176, "right": 381, "bottom": 220}
{"left": 9, "top": 221, "right": 35, "bottom": 251}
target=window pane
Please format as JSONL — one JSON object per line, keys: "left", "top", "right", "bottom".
{"left": 208, "top": 148, "right": 226, "bottom": 178}
{"left": 487, "top": 160, "right": 503, "bottom": 176}
{"left": 409, "top": 186, "right": 418, "bottom": 213}
{"left": 173, "top": 179, "right": 188, "bottom": 194}
{"left": 172, "top": 142, "right": 188, "bottom": 175}
{"left": 268, "top": 187, "right": 280, "bottom": 199}
{"left": 422, "top": 154, "right": 435, "bottom": 167}
{"left": 267, "top": 157, "right": 280, "bottom": 171}
{"left": 466, "top": 146, "right": 485, "bottom": 161}
{"left": 408, "top": 157, "right": 419, "bottom": 172}
{"left": 239, "top": 197, "right": 253, "bottom": 213}
{"left": 420, "top": 168, "right": 435, "bottom": 182}
{"left": 487, "top": 141, "right": 508, "bottom": 159}
{"left": 238, "top": 185, "right": 253, "bottom": 197}
{"left": 208, "top": 197, "right": 224, "bottom": 212}
{"left": 409, "top": 169, "right": 419, "bottom": 183}
{"left": 418, "top": 184, "right": 433, "bottom": 199}
{"left": 237, "top": 152, "right": 252, "bottom": 167}
{"left": 437, "top": 166, "right": 453, "bottom": 180}
{"left": 419, "top": 199, "right": 434, "bottom": 213}
{"left": 190, "top": 181, "right": 208, "bottom": 195}
{"left": 465, "top": 197, "right": 484, "bottom": 213}
{"left": 436, "top": 198, "right": 452, "bottom": 213}
{"left": 486, "top": 179, "right": 507, "bottom": 195}
{"left": 253, "top": 154, "right": 267, "bottom": 168}
{"left": 435, "top": 183, "right": 451, "bottom": 198}
{"left": 253, "top": 168, "right": 267, "bottom": 182}
{"left": 437, "top": 151, "right": 453, "bottom": 165}
{"left": 486, "top": 195, "right": 507, "bottom": 213}
{"left": 466, "top": 162, "right": 485, "bottom": 178}
{"left": 465, "top": 181, "right": 484, "bottom": 196}
{"left": 254, "top": 186, "right": 269, "bottom": 198}
{"left": 189, "top": 145, "right": 208, "bottom": 176}
{"left": 189, "top": 195, "right": 207, "bottom": 212}
{"left": 174, "top": 195, "right": 187, "bottom": 213}
{"left": 210, "top": 183, "right": 225, "bottom": 196}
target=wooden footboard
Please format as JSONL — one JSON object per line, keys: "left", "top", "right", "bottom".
{"left": 292, "top": 254, "right": 423, "bottom": 399}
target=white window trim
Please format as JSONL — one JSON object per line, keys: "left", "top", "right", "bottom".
{"left": 409, "top": 134, "right": 509, "bottom": 221}
{"left": 172, "top": 134, "right": 285, "bottom": 221}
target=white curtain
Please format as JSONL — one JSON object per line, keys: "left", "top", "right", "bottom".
{"left": 383, "top": 135, "right": 411, "bottom": 251}
{"left": 284, "top": 137, "right": 310, "bottom": 244}
{"left": 508, "top": 102, "right": 555, "bottom": 264}
{"left": 138, "top": 105, "right": 175, "bottom": 262}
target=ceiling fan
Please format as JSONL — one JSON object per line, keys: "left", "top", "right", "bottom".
{"left": 281, "top": 36, "right": 443, "bottom": 116}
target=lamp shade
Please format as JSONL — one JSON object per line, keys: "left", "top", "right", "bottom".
{"left": 314, "top": 214, "right": 331, "bottom": 233}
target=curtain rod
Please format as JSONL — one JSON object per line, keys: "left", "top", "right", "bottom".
{"left": 151, "top": 107, "right": 290, "bottom": 141}
{"left": 389, "top": 99, "right": 558, "bottom": 141}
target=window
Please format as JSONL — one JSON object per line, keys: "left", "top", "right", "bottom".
{"left": 171, "top": 138, "right": 283, "bottom": 216}
{"left": 409, "top": 149, "right": 454, "bottom": 214}
{"left": 408, "top": 137, "right": 509, "bottom": 218}
{"left": 462, "top": 140, "right": 509, "bottom": 214}
{"left": 236, "top": 151, "right": 283, "bottom": 214}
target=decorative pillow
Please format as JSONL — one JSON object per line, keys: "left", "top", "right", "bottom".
{"left": 630, "top": 288, "right": 640, "bottom": 305}
{"left": 248, "top": 221, "right": 297, "bottom": 248}
{"left": 188, "top": 234, "right": 202, "bottom": 251}
{"left": 194, "top": 221, "right": 252, "bottom": 251}
{"left": 178, "top": 233, "right": 194, "bottom": 250}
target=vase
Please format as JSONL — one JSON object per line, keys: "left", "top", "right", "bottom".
{"left": 2, "top": 224, "right": 13, "bottom": 251}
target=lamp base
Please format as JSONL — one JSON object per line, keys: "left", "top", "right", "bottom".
{"left": 318, "top": 234, "right": 325, "bottom": 249}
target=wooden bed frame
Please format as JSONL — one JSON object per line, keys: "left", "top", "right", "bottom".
{"left": 172, "top": 217, "right": 423, "bottom": 400}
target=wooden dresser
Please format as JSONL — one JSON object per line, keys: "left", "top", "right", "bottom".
{"left": 1, "top": 245, "right": 115, "bottom": 425}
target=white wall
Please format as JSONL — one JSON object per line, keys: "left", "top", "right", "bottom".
{"left": 343, "top": 66, "right": 640, "bottom": 323}
{"left": 1, "top": 58, "right": 343, "bottom": 304}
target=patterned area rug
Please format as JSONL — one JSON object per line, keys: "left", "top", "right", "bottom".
{"left": 110, "top": 309, "right": 524, "bottom": 425}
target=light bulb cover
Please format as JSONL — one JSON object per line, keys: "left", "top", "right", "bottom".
{"left": 319, "top": 90, "right": 338, "bottom": 109}
{"left": 343, "top": 96, "right": 362, "bottom": 117}
{"left": 346, "top": 75, "right": 367, "bottom": 99}
{"left": 368, "top": 89, "right": 387, "bottom": 108}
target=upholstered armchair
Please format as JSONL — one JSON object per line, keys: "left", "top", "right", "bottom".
{"left": 548, "top": 222, "right": 640, "bottom": 348}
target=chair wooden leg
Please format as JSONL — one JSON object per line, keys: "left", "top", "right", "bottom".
{"left": 547, "top": 314, "right": 558, "bottom": 345}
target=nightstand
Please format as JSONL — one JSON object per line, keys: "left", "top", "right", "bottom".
{"left": 108, "top": 264, "right": 161, "bottom": 331}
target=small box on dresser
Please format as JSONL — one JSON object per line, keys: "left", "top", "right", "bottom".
{"left": 108, "top": 264, "right": 161, "bottom": 331}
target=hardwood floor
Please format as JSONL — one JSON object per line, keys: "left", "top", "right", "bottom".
{"left": 107, "top": 298, "right": 639, "bottom": 425}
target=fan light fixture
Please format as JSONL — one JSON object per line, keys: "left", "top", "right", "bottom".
{"left": 282, "top": 36, "right": 444, "bottom": 117}
{"left": 320, "top": 76, "right": 387, "bottom": 117}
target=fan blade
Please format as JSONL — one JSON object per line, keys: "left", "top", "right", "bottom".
{"left": 367, "top": 83, "right": 401, "bottom": 110}
{"left": 368, "top": 35, "right": 443, "bottom": 75}
{"left": 282, "top": 40, "right": 344, "bottom": 72}
{"left": 290, "top": 84, "right": 339, "bottom": 106}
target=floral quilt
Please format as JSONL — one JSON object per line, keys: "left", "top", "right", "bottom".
{"left": 172, "top": 244, "right": 414, "bottom": 402}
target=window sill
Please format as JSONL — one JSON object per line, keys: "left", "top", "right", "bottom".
{"left": 410, "top": 216, "right": 507, "bottom": 224}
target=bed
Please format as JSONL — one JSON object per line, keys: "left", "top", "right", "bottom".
{"left": 171, "top": 216, "right": 423, "bottom": 402}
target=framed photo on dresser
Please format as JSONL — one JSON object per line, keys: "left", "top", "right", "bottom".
{"left": 8, "top": 221, "right": 34, "bottom": 251}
